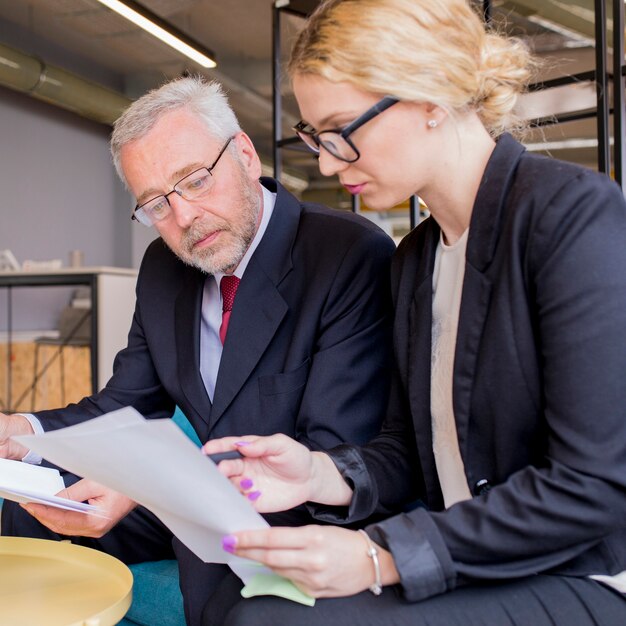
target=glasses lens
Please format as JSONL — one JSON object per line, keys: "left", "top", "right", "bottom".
{"left": 296, "top": 131, "right": 320, "bottom": 154}
{"left": 178, "top": 168, "right": 213, "bottom": 201}
{"left": 134, "top": 207, "right": 155, "bottom": 227}
{"left": 318, "top": 132, "right": 358, "bottom": 162}
{"left": 137, "top": 196, "right": 170, "bottom": 225}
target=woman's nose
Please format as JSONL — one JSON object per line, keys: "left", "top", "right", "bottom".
{"left": 317, "top": 148, "right": 350, "bottom": 177}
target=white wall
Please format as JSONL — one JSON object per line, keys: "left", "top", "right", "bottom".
{"left": 0, "top": 85, "right": 155, "bottom": 331}
{"left": 0, "top": 84, "right": 132, "bottom": 268}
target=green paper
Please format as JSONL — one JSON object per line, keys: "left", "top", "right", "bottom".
{"left": 241, "top": 573, "right": 316, "bottom": 606}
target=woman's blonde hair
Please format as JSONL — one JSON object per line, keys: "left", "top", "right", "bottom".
{"left": 289, "top": 0, "right": 534, "bottom": 137}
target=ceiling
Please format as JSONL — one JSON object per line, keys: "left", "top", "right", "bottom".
{"left": 0, "top": 0, "right": 618, "bottom": 207}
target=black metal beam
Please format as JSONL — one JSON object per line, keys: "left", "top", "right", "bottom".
{"left": 409, "top": 196, "right": 419, "bottom": 230}
{"left": 594, "top": 0, "right": 611, "bottom": 173}
{"left": 272, "top": 4, "right": 282, "bottom": 179}
{"left": 351, "top": 193, "right": 359, "bottom": 214}
{"left": 528, "top": 70, "right": 596, "bottom": 92}
{"left": 530, "top": 109, "right": 599, "bottom": 128}
{"left": 613, "top": 0, "right": 626, "bottom": 190}
{"left": 482, "top": 0, "right": 492, "bottom": 24}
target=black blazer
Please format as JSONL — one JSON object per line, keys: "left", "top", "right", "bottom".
{"left": 321, "top": 135, "right": 626, "bottom": 601}
{"left": 37, "top": 179, "right": 395, "bottom": 453}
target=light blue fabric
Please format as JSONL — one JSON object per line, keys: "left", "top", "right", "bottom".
{"left": 172, "top": 406, "right": 202, "bottom": 447}
{"left": 118, "top": 407, "right": 199, "bottom": 625}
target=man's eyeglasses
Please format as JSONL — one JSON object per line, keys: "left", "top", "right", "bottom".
{"left": 132, "top": 136, "right": 234, "bottom": 227}
{"left": 293, "top": 96, "right": 398, "bottom": 163}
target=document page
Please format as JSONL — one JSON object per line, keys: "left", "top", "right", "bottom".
{"left": 0, "top": 457, "right": 100, "bottom": 514}
{"left": 14, "top": 407, "right": 269, "bottom": 582}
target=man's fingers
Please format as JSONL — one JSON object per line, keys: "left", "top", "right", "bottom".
{"left": 59, "top": 480, "right": 97, "bottom": 502}
{"left": 21, "top": 502, "right": 111, "bottom": 538}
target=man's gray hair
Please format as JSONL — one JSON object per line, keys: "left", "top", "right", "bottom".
{"left": 110, "top": 76, "right": 242, "bottom": 186}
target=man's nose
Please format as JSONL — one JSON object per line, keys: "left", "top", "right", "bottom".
{"left": 167, "top": 191, "right": 203, "bottom": 228}
{"left": 317, "top": 148, "right": 350, "bottom": 177}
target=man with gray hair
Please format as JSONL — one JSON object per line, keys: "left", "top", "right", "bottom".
{"left": 0, "top": 76, "right": 395, "bottom": 625}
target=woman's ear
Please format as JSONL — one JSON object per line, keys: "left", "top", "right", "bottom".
{"left": 423, "top": 102, "right": 448, "bottom": 128}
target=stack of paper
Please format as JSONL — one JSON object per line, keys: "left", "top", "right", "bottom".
{"left": 12, "top": 407, "right": 315, "bottom": 604}
{"left": 0, "top": 457, "right": 99, "bottom": 514}
{"left": 14, "top": 407, "right": 268, "bottom": 581}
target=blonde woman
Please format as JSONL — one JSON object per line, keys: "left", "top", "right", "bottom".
{"left": 202, "top": 0, "right": 626, "bottom": 623}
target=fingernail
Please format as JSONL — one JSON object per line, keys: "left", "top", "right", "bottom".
{"left": 247, "top": 490, "right": 262, "bottom": 502}
{"left": 240, "top": 478, "right": 254, "bottom": 490}
{"left": 222, "top": 534, "right": 237, "bottom": 553}
{"left": 234, "top": 441, "right": 251, "bottom": 447}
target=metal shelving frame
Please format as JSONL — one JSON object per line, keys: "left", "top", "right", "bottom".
{"left": 271, "top": 0, "right": 626, "bottom": 223}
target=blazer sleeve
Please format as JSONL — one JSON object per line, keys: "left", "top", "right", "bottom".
{"left": 314, "top": 173, "right": 626, "bottom": 601}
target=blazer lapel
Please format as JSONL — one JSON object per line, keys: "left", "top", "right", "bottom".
{"left": 453, "top": 134, "right": 526, "bottom": 459}
{"left": 175, "top": 267, "right": 213, "bottom": 425}
{"left": 208, "top": 179, "right": 299, "bottom": 431}
{"left": 396, "top": 222, "right": 444, "bottom": 508}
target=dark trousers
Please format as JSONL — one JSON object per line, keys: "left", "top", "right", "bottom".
{"left": 201, "top": 571, "right": 626, "bottom": 626}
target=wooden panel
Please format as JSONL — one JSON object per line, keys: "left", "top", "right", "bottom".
{"left": 0, "top": 342, "right": 91, "bottom": 413}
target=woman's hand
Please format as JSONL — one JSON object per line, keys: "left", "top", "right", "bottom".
{"left": 202, "top": 434, "right": 353, "bottom": 512}
{"left": 222, "top": 525, "right": 399, "bottom": 598}
{"left": 203, "top": 434, "right": 317, "bottom": 512}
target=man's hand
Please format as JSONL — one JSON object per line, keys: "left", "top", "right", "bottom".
{"left": 0, "top": 412, "right": 34, "bottom": 460}
{"left": 20, "top": 479, "right": 137, "bottom": 538}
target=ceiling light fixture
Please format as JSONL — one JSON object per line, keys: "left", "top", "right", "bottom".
{"left": 94, "top": 0, "right": 216, "bottom": 68}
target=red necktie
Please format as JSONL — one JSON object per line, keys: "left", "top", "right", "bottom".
{"left": 219, "top": 275, "right": 240, "bottom": 344}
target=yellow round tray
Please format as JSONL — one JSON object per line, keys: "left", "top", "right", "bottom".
{"left": 0, "top": 536, "right": 133, "bottom": 626}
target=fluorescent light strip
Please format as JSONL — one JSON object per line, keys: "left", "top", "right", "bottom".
{"left": 95, "top": 0, "right": 216, "bottom": 68}
{"left": 524, "top": 137, "right": 614, "bottom": 151}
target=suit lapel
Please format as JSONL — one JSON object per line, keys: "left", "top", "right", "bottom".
{"left": 175, "top": 267, "right": 213, "bottom": 424}
{"left": 208, "top": 179, "right": 300, "bottom": 431}
{"left": 405, "top": 224, "right": 443, "bottom": 508}
{"left": 453, "top": 134, "right": 526, "bottom": 458}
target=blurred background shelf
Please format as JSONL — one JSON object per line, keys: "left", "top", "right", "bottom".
{"left": 0, "top": 267, "right": 137, "bottom": 413}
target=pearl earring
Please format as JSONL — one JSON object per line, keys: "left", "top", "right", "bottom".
{"left": 427, "top": 120, "right": 438, "bottom": 129}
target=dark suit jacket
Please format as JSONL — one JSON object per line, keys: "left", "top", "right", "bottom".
{"left": 36, "top": 178, "right": 395, "bottom": 453}
{"left": 318, "top": 135, "right": 626, "bottom": 601}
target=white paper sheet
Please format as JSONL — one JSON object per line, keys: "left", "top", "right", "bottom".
{"left": 0, "top": 457, "right": 102, "bottom": 515}
{"left": 14, "top": 407, "right": 269, "bottom": 582}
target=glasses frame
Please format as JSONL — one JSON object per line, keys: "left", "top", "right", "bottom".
{"left": 131, "top": 135, "right": 234, "bottom": 226}
{"left": 293, "top": 95, "right": 399, "bottom": 163}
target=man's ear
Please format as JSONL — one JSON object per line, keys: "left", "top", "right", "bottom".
{"left": 233, "top": 132, "right": 263, "bottom": 180}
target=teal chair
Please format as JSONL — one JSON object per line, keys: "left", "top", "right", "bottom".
{"left": 119, "top": 407, "right": 200, "bottom": 626}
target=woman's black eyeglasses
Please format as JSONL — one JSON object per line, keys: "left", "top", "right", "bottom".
{"left": 293, "top": 96, "right": 399, "bottom": 163}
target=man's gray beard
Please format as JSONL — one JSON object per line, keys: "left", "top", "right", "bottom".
{"left": 176, "top": 173, "right": 260, "bottom": 275}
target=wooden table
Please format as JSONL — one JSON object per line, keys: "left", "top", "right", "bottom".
{"left": 0, "top": 537, "right": 133, "bottom": 625}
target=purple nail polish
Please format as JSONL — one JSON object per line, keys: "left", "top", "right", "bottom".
{"left": 234, "top": 441, "right": 251, "bottom": 447}
{"left": 247, "top": 490, "right": 262, "bottom": 502}
{"left": 222, "top": 535, "right": 237, "bottom": 553}
{"left": 240, "top": 478, "right": 254, "bottom": 490}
